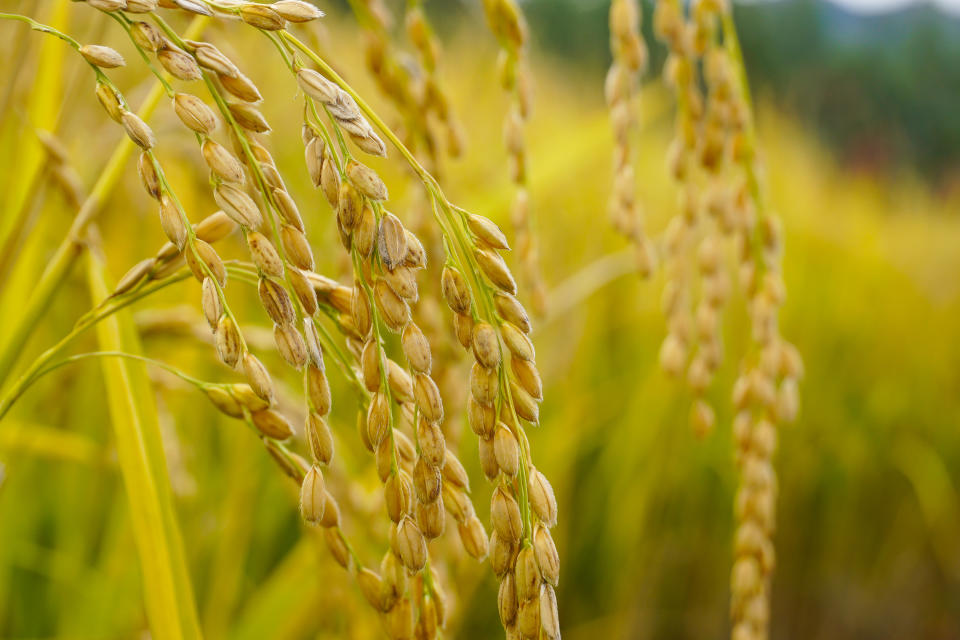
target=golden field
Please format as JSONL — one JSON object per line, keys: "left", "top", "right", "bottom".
{"left": 0, "top": 4, "right": 959, "bottom": 639}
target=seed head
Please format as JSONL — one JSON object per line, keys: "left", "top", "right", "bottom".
{"left": 498, "top": 573, "right": 518, "bottom": 626}
{"left": 346, "top": 160, "right": 388, "bottom": 201}
{"left": 441, "top": 267, "right": 471, "bottom": 313}
{"left": 95, "top": 83, "right": 123, "bottom": 122}
{"left": 413, "top": 373, "right": 443, "bottom": 423}
{"left": 219, "top": 72, "right": 262, "bottom": 103}
{"left": 214, "top": 183, "right": 262, "bottom": 228}
{"left": 130, "top": 21, "right": 166, "bottom": 51}
{"left": 539, "top": 584, "right": 560, "bottom": 639}
{"left": 467, "top": 213, "right": 510, "bottom": 250}
{"left": 417, "top": 419, "right": 446, "bottom": 468}
{"left": 479, "top": 436, "right": 500, "bottom": 480}
{"left": 251, "top": 408, "right": 293, "bottom": 440}
{"left": 242, "top": 352, "right": 274, "bottom": 402}
{"left": 80, "top": 44, "right": 125, "bottom": 68}
{"left": 459, "top": 516, "right": 490, "bottom": 560}
{"left": 324, "top": 528, "right": 350, "bottom": 569}
{"left": 494, "top": 292, "right": 531, "bottom": 333}
{"left": 416, "top": 497, "right": 445, "bottom": 540}
{"left": 274, "top": 323, "right": 308, "bottom": 369}
{"left": 533, "top": 524, "right": 560, "bottom": 586}
{"left": 273, "top": 0, "right": 325, "bottom": 22}
{"left": 299, "top": 465, "right": 326, "bottom": 524}
{"left": 357, "top": 568, "right": 385, "bottom": 611}
{"left": 491, "top": 486, "right": 523, "bottom": 543}
{"left": 239, "top": 4, "right": 286, "bottom": 30}
{"left": 204, "top": 386, "right": 243, "bottom": 418}
{"left": 494, "top": 423, "right": 520, "bottom": 477}
{"left": 121, "top": 111, "right": 155, "bottom": 149}
{"left": 202, "top": 139, "right": 245, "bottom": 184}
{"left": 195, "top": 210, "right": 237, "bottom": 243}
{"left": 514, "top": 546, "right": 541, "bottom": 602}
{"left": 186, "top": 240, "right": 226, "bottom": 286}
{"left": 528, "top": 468, "right": 557, "bottom": 527}
{"left": 215, "top": 316, "right": 242, "bottom": 368}
{"left": 393, "top": 516, "right": 427, "bottom": 572}
{"left": 258, "top": 277, "right": 295, "bottom": 325}
{"left": 320, "top": 149, "right": 341, "bottom": 207}
{"left": 385, "top": 472, "right": 413, "bottom": 523}
{"left": 375, "top": 280, "right": 411, "bottom": 332}
{"left": 158, "top": 47, "right": 202, "bottom": 81}
{"left": 472, "top": 322, "right": 501, "bottom": 369}
{"left": 306, "top": 364, "right": 331, "bottom": 414}
{"left": 173, "top": 93, "right": 218, "bottom": 134}
{"left": 158, "top": 196, "right": 187, "bottom": 249}
{"left": 377, "top": 213, "right": 407, "bottom": 270}
{"left": 475, "top": 247, "right": 517, "bottom": 293}
{"left": 401, "top": 323, "right": 432, "bottom": 374}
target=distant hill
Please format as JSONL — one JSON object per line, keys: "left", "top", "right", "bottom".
{"left": 732, "top": 0, "right": 960, "bottom": 179}
{"left": 516, "top": 0, "right": 960, "bottom": 181}
{"left": 325, "top": 0, "right": 960, "bottom": 181}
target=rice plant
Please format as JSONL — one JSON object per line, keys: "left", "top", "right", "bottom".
{"left": 0, "top": 1, "right": 816, "bottom": 639}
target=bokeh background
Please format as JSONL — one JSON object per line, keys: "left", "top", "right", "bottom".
{"left": 1, "top": 0, "right": 959, "bottom": 639}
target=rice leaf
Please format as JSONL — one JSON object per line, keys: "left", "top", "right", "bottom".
{"left": 86, "top": 249, "right": 202, "bottom": 640}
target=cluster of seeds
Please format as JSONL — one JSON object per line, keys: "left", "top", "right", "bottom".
{"left": 439, "top": 216, "right": 559, "bottom": 638}
{"left": 297, "top": 64, "right": 486, "bottom": 638}
{"left": 117, "top": 17, "right": 326, "bottom": 456}
{"left": 404, "top": 2, "right": 465, "bottom": 162}
{"left": 22, "top": 2, "right": 567, "bottom": 637}
{"left": 606, "top": 0, "right": 656, "bottom": 276}
{"left": 653, "top": 0, "right": 803, "bottom": 638}
{"left": 482, "top": 0, "right": 546, "bottom": 317}
{"left": 97, "top": 4, "right": 369, "bottom": 582}
{"left": 81, "top": 36, "right": 278, "bottom": 418}
{"left": 0, "top": 2, "right": 814, "bottom": 639}
{"left": 654, "top": 0, "right": 727, "bottom": 436}
{"left": 351, "top": 0, "right": 463, "bottom": 171}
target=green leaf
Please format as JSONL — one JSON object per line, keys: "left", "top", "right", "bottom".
{"left": 86, "top": 249, "right": 203, "bottom": 640}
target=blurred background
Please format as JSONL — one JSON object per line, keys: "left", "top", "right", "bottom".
{"left": 1, "top": 0, "right": 959, "bottom": 639}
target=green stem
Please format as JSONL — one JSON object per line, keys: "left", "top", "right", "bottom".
{"left": 0, "top": 270, "right": 191, "bottom": 420}
{"left": 31, "top": 351, "right": 207, "bottom": 391}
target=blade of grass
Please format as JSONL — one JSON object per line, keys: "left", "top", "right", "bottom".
{"left": 86, "top": 247, "right": 202, "bottom": 640}
{"left": 0, "top": 0, "right": 67, "bottom": 243}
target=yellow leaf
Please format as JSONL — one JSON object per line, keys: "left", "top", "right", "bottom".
{"left": 86, "top": 249, "right": 202, "bottom": 640}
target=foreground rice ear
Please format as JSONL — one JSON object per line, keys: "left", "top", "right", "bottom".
{"left": 0, "top": 4, "right": 810, "bottom": 639}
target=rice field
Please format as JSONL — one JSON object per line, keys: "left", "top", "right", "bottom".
{"left": 0, "top": 2, "right": 958, "bottom": 639}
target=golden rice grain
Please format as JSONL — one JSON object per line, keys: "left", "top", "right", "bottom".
{"left": 251, "top": 407, "right": 293, "bottom": 440}
{"left": 157, "top": 47, "right": 202, "bottom": 81}
{"left": 80, "top": 44, "right": 125, "bottom": 68}
{"left": 239, "top": 4, "right": 286, "bottom": 30}
{"left": 120, "top": 111, "right": 156, "bottom": 149}
{"left": 242, "top": 352, "right": 274, "bottom": 402}
{"left": 219, "top": 72, "right": 263, "bottom": 103}
{"left": 214, "top": 183, "right": 262, "bottom": 228}
{"left": 215, "top": 316, "right": 242, "bottom": 368}
{"left": 299, "top": 464, "right": 326, "bottom": 524}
